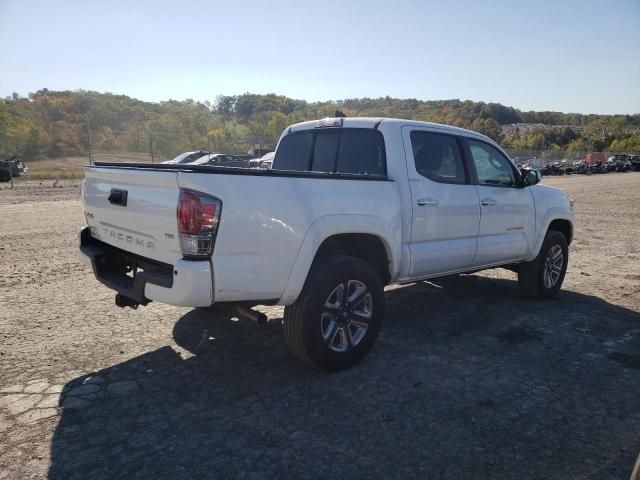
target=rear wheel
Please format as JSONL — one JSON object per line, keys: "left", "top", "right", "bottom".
{"left": 283, "top": 255, "right": 384, "bottom": 371}
{"left": 518, "top": 230, "right": 568, "bottom": 298}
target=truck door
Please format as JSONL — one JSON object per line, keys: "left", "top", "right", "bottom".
{"left": 402, "top": 127, "right": 480, "bottom": 277}
{"left": 462, "top": 137, "right": 535, "bottom": 266}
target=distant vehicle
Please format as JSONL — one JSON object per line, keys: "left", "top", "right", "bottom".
{"left": 540, "top": 162, "right": 566, "bottom": 176}
{"left": 0, "top": 156, "right": 28, "bottom": 181}
{"left": 607, "top": 154, "right": 631, "bottom": 172}
{"left": 0, "top": 162, "right": 10, "bottom": 182}
{"left": 609, "top": 154, "right": 629, "bottom": 162}
{"left": 247, "top": 147, "right": 273, "bottom": 159}
{"left": 629, "top": 155, "right": 640, "bottom": 171}
{"left": 190, "top": 154, "right": 250, "bottom": 168}
{"left": 584, "top": 152, "right": 606, "bottom": 166}
{"left": 162, "top": 151, "right": 214, "bottom": 164}
{"left": 253, "top": 152, "right": 275, "bottom": 169}
{"left": 605, "top": 160, "right": 618, "bottom": 173}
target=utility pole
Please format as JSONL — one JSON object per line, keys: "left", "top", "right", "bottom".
{"left": 86, "top": 114, "right": 93, "bottom": 165}
{"left": 149, "top": 132, "right": 155, "bottom": 163}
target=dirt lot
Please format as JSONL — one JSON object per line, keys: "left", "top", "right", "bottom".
{"left": 1, "top": 173, "right": 639, "bottom": 479}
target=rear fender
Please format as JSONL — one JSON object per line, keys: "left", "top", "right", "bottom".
{"left": 278, "top": 214, "right": 401, "bottom": 305}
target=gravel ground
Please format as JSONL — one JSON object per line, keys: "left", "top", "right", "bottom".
{"left": 0, "top": 174, "right": 639, "bottom": 479}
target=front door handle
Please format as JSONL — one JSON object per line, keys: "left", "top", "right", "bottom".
{"left": 417, "top": 198, "right": 439, "bottom": 207}
{"left": 480, "top": 198, "right": 497, "bottom": 207}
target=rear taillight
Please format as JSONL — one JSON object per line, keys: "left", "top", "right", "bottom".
{"left": 177, "top": 189, "right": 222, "bottom": 257}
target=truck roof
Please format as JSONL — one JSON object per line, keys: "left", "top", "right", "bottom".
{"left": 288, "top": 117, "right": 496, "bottom": 146}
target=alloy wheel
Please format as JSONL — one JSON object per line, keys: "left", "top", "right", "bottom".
{"left": 321, "top": 280, "right": 372, "bottom": 352}
{"left": 543, "top": 244, "right": 564, "bottom": 289}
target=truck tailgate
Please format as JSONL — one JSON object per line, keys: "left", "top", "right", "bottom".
{"left": 83, "top": 166, "right": 182, "bottom": 265}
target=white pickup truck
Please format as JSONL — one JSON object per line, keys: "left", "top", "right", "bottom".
{"left": 79, "top": 117, "right": 575, "bottom": 371}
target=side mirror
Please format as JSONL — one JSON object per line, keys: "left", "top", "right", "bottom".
{"left": 522, "top": 169, "right": 541, "bottom": 187}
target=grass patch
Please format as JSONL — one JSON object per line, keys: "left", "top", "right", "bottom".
{"left": 22, "top": 152, "right": 167, "bottom": 180}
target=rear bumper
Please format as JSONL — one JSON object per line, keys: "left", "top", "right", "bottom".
{"left": 78, "top": 227, "right": 213, "bottom": 307}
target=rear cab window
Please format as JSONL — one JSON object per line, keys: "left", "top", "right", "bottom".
{"left": 273, "top": 128, "right": 386, "bottom": 177}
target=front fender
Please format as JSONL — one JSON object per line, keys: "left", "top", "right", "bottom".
{"left": 278, "top": 214, "right": 401, "bottom": 305}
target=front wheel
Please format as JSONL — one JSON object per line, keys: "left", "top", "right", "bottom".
{"left": 283, "top": 255, "right": 385, "bottom": 371}
{"left": 518, "top": 230, "right": 569, "bottom": 298}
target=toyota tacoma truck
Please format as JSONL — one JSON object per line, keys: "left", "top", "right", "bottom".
{"left": 79, "top": 117, "right": 575, "bottom": 371}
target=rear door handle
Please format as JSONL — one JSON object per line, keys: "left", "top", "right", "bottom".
{"left": 480, "top": 198, "right": 497, "bottom": 207}
{"left": 417, "top": 198, "right": 439, "bottom": 207}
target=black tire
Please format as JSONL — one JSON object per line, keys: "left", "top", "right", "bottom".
{"left": 518, "top": 230, "right": 568, "bottom": 298}
{"left": 283, "top": 255, "right": 385, "bottom": 371}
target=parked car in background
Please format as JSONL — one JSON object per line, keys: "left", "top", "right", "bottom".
{"left": 0, "top": 161, "right": 11, "bottom": 182}
{"left": 608, "top": 154, "right": 631, "bottom": 172}
{"left": 191, "top": 154, "right": 250, "bottom": 168}
{"left": 256, "top": 152, "right": 275, "bottom": 169}
{"left": 630, "top": 155, "right": 640, "bottom": 171}
{"left": 162, "top": 151, "right": 214, "bottom": 164}
{"left": 0, "top": 156, "right": 28, "bottom": 181}
{"left": 247, "top": 147, "right": 273, "bottom": 159}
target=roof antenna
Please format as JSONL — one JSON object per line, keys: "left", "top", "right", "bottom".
{"left": 335, "top": 110, "right": 347, "bottom": 118}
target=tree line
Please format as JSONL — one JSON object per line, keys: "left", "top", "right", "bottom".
{"left": 0, "top": 89, "right": 638, "bottom": 160}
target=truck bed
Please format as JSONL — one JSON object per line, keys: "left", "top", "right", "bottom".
{"left": 83, "top": 162, "right": 401, "bottom": 305}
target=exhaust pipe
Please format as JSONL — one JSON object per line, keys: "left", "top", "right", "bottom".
{"left": 236, "top": 305, "right": 268, "bottom": 325}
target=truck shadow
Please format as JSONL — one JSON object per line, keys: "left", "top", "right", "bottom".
{"left": 48, "top": 275, "right": 640, "bottom": 479}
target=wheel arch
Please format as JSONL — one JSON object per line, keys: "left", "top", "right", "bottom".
{"left": 526, "top": 210, "right": 574, "bottom": 262}
{"left": 278, "top": 215, "right": 400, "bottom": 305}
{"left": 548, "top": 219, "right": 573, "bottom": 245}
{"left": 315, "top": 233, "right": 391, "bottom": 284}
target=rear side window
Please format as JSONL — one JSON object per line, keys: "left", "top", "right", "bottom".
{"left": 410, "top": 131, "right": 467, "bottom": 184}
{"left": 273, "top": 128, "right": 386, "bottom": 176}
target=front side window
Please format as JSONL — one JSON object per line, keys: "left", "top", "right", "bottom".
{"left": 410, "top": 131, "right": 467, "bottom": 184}
{"left": 466, "top": 139, "right": 517, "bottom": 187}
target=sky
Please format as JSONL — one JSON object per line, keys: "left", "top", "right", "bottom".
{"left": 0, "top": 0, "right": 638, "bottom": 114}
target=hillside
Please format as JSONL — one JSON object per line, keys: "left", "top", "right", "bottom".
{"left": 1, "top": 89, "right": 639, "bottom": 161}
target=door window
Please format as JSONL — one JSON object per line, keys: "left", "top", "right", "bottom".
{"left": 410, "top": 131, "right": 467, "bottom": 184}
{"left": 466, "top": 139, "right": 517, "bottom": 187}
